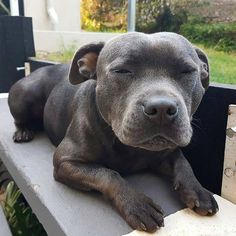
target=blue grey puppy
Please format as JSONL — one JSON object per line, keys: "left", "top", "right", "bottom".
{"left": 8, "top": 32, "right": 218, "bottom": 233}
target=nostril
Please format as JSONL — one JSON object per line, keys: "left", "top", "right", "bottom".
{"left": 166, "top": 105, "right": 178, "bottom": 117}
{"left": 143, "top": 103, "right": 159, "bottom": 116}
{"left": 144, "top": 106, "right": 158, "bottom": 116}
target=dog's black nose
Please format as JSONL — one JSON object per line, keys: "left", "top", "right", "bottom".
{"left": 143, "top": 97, "right": 178, "bottom": 123}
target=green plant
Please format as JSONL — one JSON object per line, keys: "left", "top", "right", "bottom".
{"left": 197, "top": 44, "right": 236, "bottom": 84}
{"left": 1, "top": 181, "right": 47, "bottom": 236}
{"left": 181, "top": 23, "right": 236, "bottom": 52}
{"left": 36, "top": 44, "right": 76, "bottom": 63}
{"left": 81, "top": 0, "right": 127, "bottom": 32}
{"left": 136, "top": 0, "right": 208, "bottom": 33}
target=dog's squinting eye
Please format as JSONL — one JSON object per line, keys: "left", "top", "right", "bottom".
{"left": 112, "top": 69, "right": 132, "bottom": 74}
{"left": 181, "top": 68, "right": 196, "bottom": 74}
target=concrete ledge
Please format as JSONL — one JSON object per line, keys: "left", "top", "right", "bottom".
{"left": 125, "top": 195, "right": 236, "bottom": 236}
{"left": 1, "top": 96, "right": 236, "bottom": 235}
{"left": 0, "top": 93, "right": 8, "bottom": 98}
{"left": 34, "top": 30, "right": 122, "bottom": 52}
{"left": 0, "top": 97, "right": 184, "bottom": 236}
{"left": 0, "top": 206, "right": 12, "bottom": 236}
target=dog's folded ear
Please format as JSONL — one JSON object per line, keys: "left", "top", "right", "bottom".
{"left": 195, "top": 47, "right": 210, "bottom": 90}
{"left": 69, "top": 42, "right": 104, "bottom": 85}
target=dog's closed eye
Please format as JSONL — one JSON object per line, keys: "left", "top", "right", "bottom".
{"left": 180, "top": 63, "right": 197, "bottom": 75}
{"left": 181, "top": 68, "right": 196, "bottom": 74}
{"left": 111, "top": 68, "right": 133, "bottom": 75}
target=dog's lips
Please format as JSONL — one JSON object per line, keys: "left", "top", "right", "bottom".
{"left": 138, "top": 135, "right": 173, "bottom": 145}
{"left": 132, "top": 134, "right": 177, "bottom": 151}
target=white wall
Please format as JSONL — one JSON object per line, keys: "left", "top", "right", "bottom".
{"left": 24, "top": 0, "right": 81, "bottom": 31}
{"left": 34, "top": 30, "right": 122, "bottom": 52}
{"left": 24, "top": 1, "right": 122, "bottom": 52}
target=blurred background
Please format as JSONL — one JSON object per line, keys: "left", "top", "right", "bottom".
{"left": 0, "top": 0, "right": 235, "bottom": 84}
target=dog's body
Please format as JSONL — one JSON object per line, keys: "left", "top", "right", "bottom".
{"left": 8, "top": 32, "right": 218, "bottom": 232}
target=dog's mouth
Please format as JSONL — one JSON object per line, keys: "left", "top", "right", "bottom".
{"left": 111, "top": 99, "right": 193, "bottom": 151}
{"left": 132, "top": 135, "right": 177, "bottom": 151}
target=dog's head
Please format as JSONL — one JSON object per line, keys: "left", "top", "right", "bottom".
{"left": 69, "top": 32, "right": 209, "bottom": 151}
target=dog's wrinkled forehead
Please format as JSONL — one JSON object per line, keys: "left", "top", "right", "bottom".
{"left": 99, "top": 32, "right": 199, "bottom": 66}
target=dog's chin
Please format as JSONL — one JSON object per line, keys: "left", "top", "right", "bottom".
{"left": 135, "top": 136, "right": 177, "bottom": 151}
{"left": 133, "top": 135, "right": 177, "bottom": 151}
{"left": 118, "top": 135, "right": 178, "bottom": 152}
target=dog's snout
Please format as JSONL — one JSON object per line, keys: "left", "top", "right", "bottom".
{"left": 143, "top": 97, "right": 178, "bottom": 122}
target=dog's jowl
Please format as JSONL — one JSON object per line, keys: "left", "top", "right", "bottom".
{"left": 8, "top": 32, "right": 218, "bottom": 233}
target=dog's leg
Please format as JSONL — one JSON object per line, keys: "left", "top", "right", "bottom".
{"left": 156, "top": 149, "right": 219, "bottom": 216}
{"left": 13, "top": 122, "right": 35, "bottom": 143}
{"left": 8, "top": 82, "right": 44, "bottom": 143}
{"left": 9, "top": 103, "right": 36, "bottom": 143}
{"left": 53, "top": 138, "right": 164, "bottom": 232}
{"left": 9, "top": 102, "right": 43, "bottom": 143}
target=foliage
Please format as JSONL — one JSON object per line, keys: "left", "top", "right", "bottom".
{"left": 181, "top": 23, "right": 236, "bottom": 52}
{"left": 136, "top": 0, "right": 161, "bottom": 32}
{"left": 1, "top": 181, "right": 47, "bottom": 236}
{"left": 136, "top": 0, "right": 236, "bottom": 52}
{"left": 36, "top": 44, "right": 77, "bottom": 63}
{"left": 81, "top": 0, "right": 229, "bottom": 48}
{"left": 80, "top": 0, "right": 195, "bottom": 33}
{"left": 137, "top": 0, "right": 212, "bottom": 27}
{"left": 80, "top": 0, "right": 236, "bottom": 52}
{"left": 198, "top": 44, "right": 236, "bottom": 84}
{"left": 81, "top": 0, "right": 127, "bottom": 32}
{"left": 136, "top": 0, "right": 208, "bottom": 33}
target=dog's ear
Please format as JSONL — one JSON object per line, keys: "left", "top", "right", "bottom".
{"left": 195, "top": 47, "right": 210, "bottom": 90}
{"left": 69, "top": 42, "right": 104, "bottom": 85}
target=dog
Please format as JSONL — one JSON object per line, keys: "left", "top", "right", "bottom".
{"left": 8, "top": 32, "right": 218, "bottom": 233}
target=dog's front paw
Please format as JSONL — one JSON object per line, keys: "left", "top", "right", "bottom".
{"left": 13, "top": 129, "right": 34, "bottom": 142}
{"left": 115, "top": 190, "right": 164, "bottom": 233}
{"left": 175, "top": 182, "right": 219, "bottom": 216}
